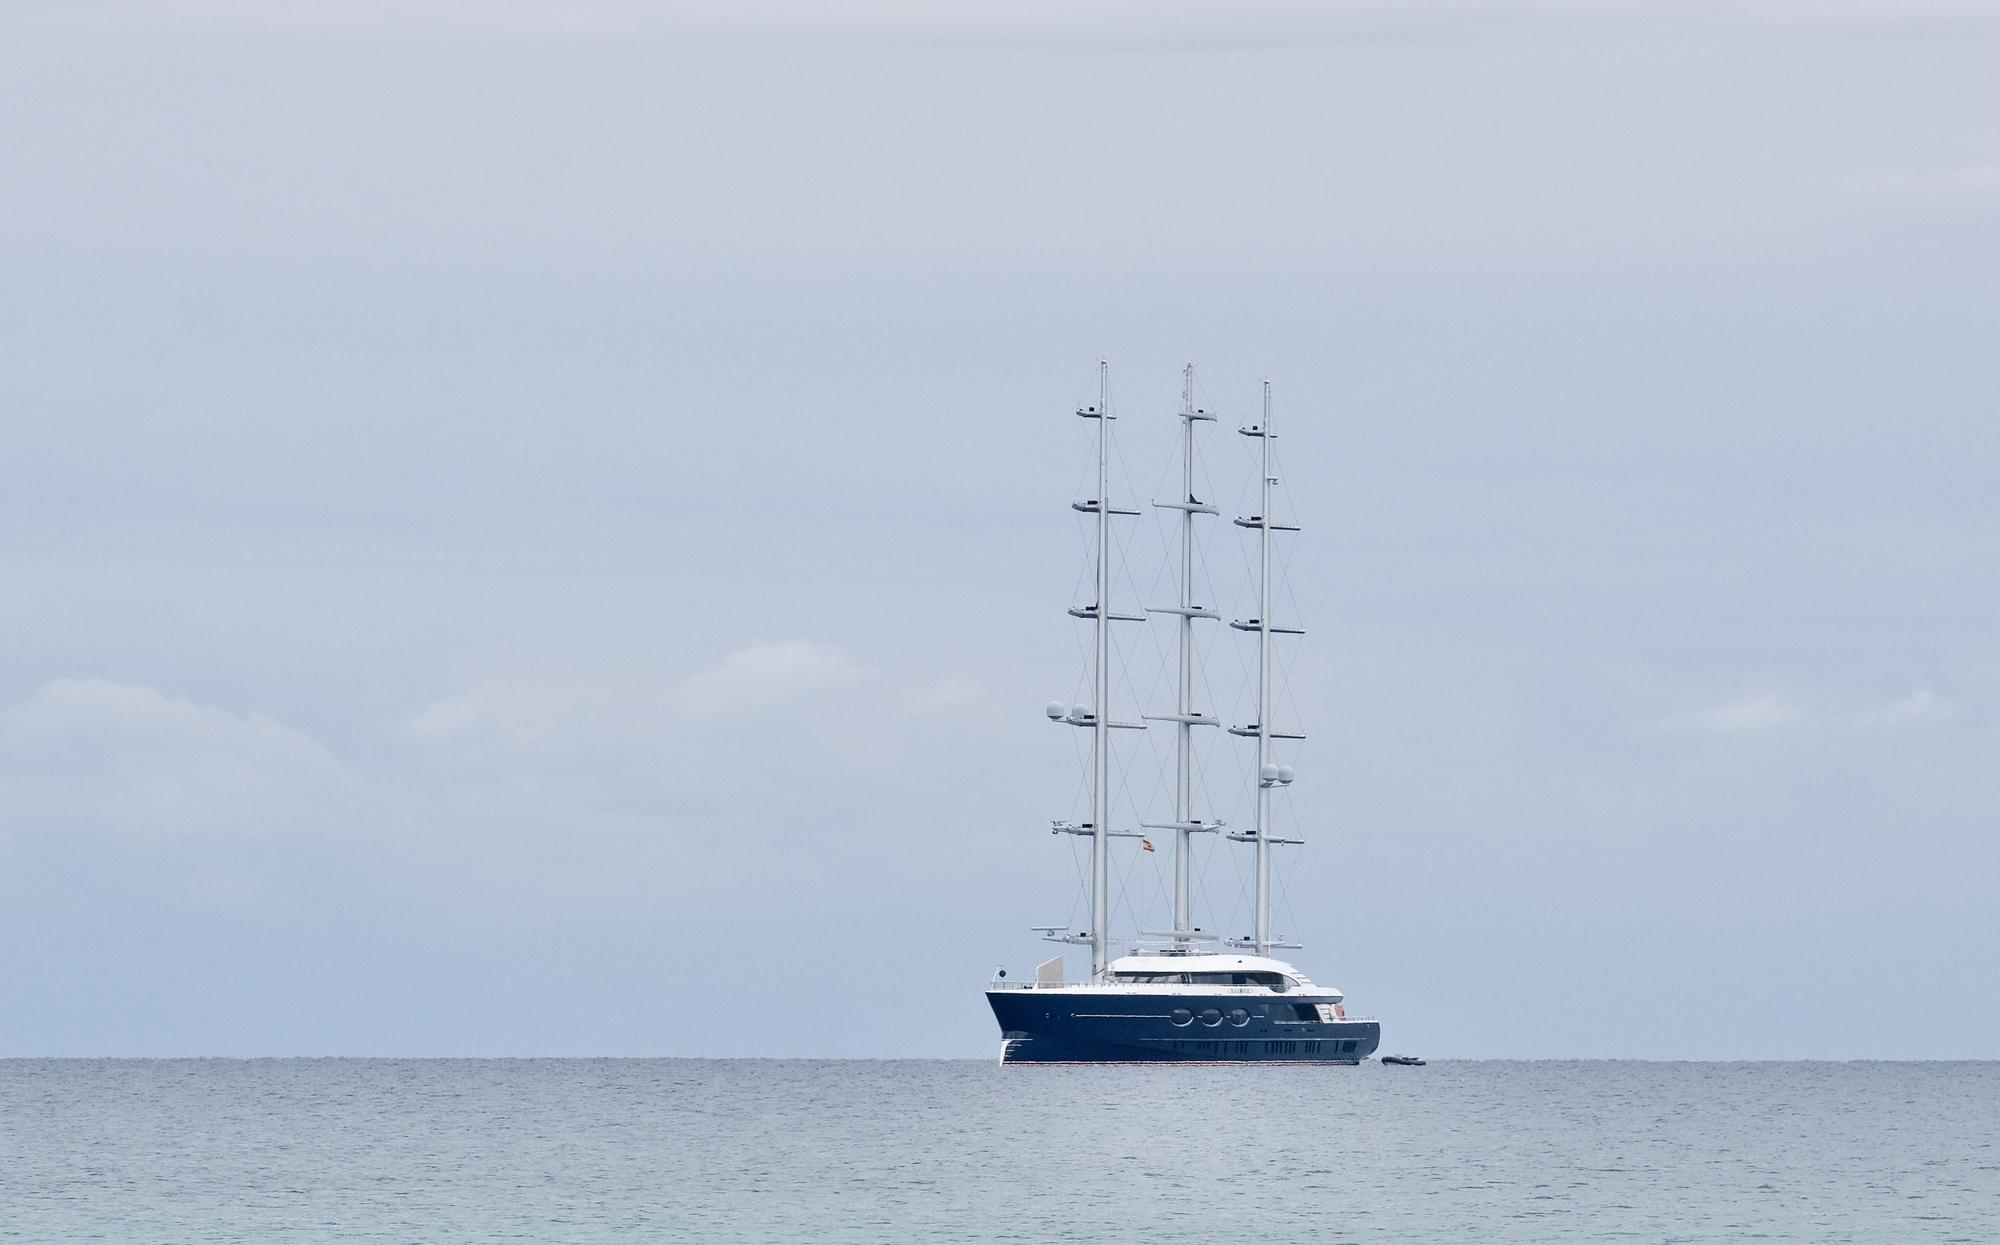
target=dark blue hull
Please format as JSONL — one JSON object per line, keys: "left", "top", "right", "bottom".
{"left": 987, "top": 990, "right": 1381, "bottom": 1064}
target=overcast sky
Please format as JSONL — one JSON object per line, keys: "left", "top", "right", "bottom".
{"left": 2, "top": 1, "right": 1995, "bottom": 1057}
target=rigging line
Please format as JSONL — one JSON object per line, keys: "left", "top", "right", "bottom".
{"left": 1136, "top": 506, "right": 1177, "bottom": 631}
{"left": 1067, "top": 509, "right": 1096, "bottom": 612}
{"left": 1268, "top": 538, "right": 1311, "bottom": 739}
{"left": 1221, "top": 547, "right": 1258, "bottom": 687}
{"left": 1105, "top": 817, "right": 1151, "bottom": 947}
{"left": 1107, "top": 490, "right": 1153, "bottom": 604}
{"left": 1066, "top": 720, "right": 1091, "bottom": 821}
{"left": 1145, "top": 401, "right": 1181, "bottom": 504}
{"left": 1065, "top": 515, "right": 1097, "bottom": 704}
{"left": 1221, "top": 815, "right": 1253, "bottom": 947}
{"left": 1189, "top": 497, "right": 1226, "bottom": 613}
{"left": 1109, "top": 389, "right": 1156, "bottom": 502}
{"left": 1188, "top": 537, "right": 1238, "bottom": 738}
{"left": 1139, "top": 831, "right": 1175, "bottom": 937}
{"left": 1065, "top": 539, "right": 1096, "bottom": 707}
{"left": 1069, "top": 420, "right": 1101, "bottom": 520}
{"left": 1106, "top": 609, "right": 1160, "bottom": 717}
{"left": 1271, "top": 630, "right": 1305, "bottom": 727}
{"left": 1068, "top": 632, "right": 1091, "bottom": 712}
{"left": 1191, "top": 821, "right": 1224, "bottom": 933}
{"left": 1192, "top": 614, "right": 1229, "bottom": 726}
{"left": 1273, "top": 525, "right": 1309, "bottom": 631}
{"left": 1064, "top": 827, "right": 1086, "bottom": 935}
{"left": 1274, "top": 639, "right": 1314, "bottom": 740}
{"left": 1274, "top": 835, "right": 1303, "bottom": 947}
{"left": 1193, "top": 416, "right": 1220, "bottom": 502}
{"left": 1112, "top": 619, "right": 1173, "bottom": 752}
{"left": 1108, "top": 570, "right": 1176, "bottom": 755}
{"left": 1277, "top": 659, "right": 1309, "bottom": 747}
{"left": 1109, "top": 705, "right": 1168, "bottom": 857}
{"left": 1070, "top": 362, "right": 1107, "bottom": 417}
{"left": 1268, "top": 614, "right": 1311, "bottom": 741}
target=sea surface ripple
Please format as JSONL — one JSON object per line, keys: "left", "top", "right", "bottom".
{"left": 3, "top": 1059, "right": 1995, "bottom": 1242}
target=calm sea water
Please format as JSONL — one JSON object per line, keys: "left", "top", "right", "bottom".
{"left": 2, "top": 1059, "right": 1994, "bottom": 1242}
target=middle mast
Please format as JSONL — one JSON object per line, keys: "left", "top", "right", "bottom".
{"left": 1144, "top": 364, "right": 1221, "bottom": 945}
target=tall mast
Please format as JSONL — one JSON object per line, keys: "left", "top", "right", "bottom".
{"left": 1173, "top": 368, "right": 1198, "bottom": 944}
{"left": 1253, "top": 379, "right": 1275, "bottom": 957}
{"left": 1145, "top": 365, "right": 1219, "bottom": 944}
{"left": 1228, "top": 379, "right": 1299, "bottom": 957}
{"left": 1045, "top": 364, "right": 1146, "bottom": 974}
{"left": 1090, "top": 360, "right": 1111, "bottom": 979}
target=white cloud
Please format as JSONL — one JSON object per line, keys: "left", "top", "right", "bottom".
{"left": 1662, "top": 688, "right": 1954, "bottom": 734}
{"left": 1662, "top": 692, "right": 1806, "bottom": 734}
{"left": 401, "top": 695, "right": 495, "bottom": 745}
{"left": 675, "top": 640, "right": 865, "bottom": 716}
{"left": 31, "top": 0, "right": 1999, "bottom": 45}
{"left": 0, "top": 678, "right": 341, "bottom": 837}
{"left": 1859, "top": 161, "right": 2000, "bottom": 208}
{"left": 399, "top": 681, "right": 589, "bottom": 750}
{"left": 1842, "top": 688, "right": 1954, "bottom": 727}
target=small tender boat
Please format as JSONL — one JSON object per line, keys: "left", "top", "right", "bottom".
{"left": 1380, "top": 1054, "right": 1426, "bottom": 1066}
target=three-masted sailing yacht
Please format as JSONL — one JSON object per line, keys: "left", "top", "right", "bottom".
{"left": 985, "top": 362, "right": 1382, "bottom": 1064}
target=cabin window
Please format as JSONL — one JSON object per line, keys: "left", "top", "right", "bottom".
{"left": 1292, "top": 1003, "right": 1320, "bottom": 1023}
{"left": 1210, "top": 971, "right": 1288, "bottom": 989}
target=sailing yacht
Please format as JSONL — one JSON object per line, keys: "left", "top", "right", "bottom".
{"left": 985, "top": 363, "right": 1382, "bottom": 1064}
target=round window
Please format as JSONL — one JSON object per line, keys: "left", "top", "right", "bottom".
{"left": 1227, "top": 1008, "right": 1251, "bottom": 1027}
{"left": 1169, "top": 1008, "right": 1193, "bottom": 1027}
{"left": 1199, "top": 1008, "right": 1224, "bottom": 1027}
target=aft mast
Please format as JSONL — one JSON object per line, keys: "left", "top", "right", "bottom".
{"left": 1144, "top": 364, "right": 1220, "bottom": 945}
{"left": 1230, "top": 380, "right": 1300, "bottom": 957}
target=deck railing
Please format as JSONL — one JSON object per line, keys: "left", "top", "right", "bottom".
{"left": 988, "top": 979, "right": 1318, "bottom": 996}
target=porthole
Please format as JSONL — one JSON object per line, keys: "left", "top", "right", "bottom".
{"left": 1169, "top": 1008, "right": 1193, "bottom": 1027}
{"left": 1199, "top": 1008, "right": 1224, "bottom": 1027}
{"left": 1227, "top": 1008, "right": 1251, "bottom": 1028}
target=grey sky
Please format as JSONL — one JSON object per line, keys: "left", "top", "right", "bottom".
{"left": 1, "top": 1, "right": 1994, "bottom": 1057}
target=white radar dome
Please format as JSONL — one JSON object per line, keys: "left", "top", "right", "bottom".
{"left": 1259, "top": 763, "right": 1280, "bottom": 783}
{"left": 1277, "top": 765, "right": 1296, "bottom": 784}
{"left": 1045, "top": 701, "right": 1067, "bottom": 719}
{"left": 1073, "top": 703, "right": 1089, "bottom": 720}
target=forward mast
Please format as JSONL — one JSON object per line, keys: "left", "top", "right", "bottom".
{"left": 1042, "top": 361, "right": 1145, "bottom": 978}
